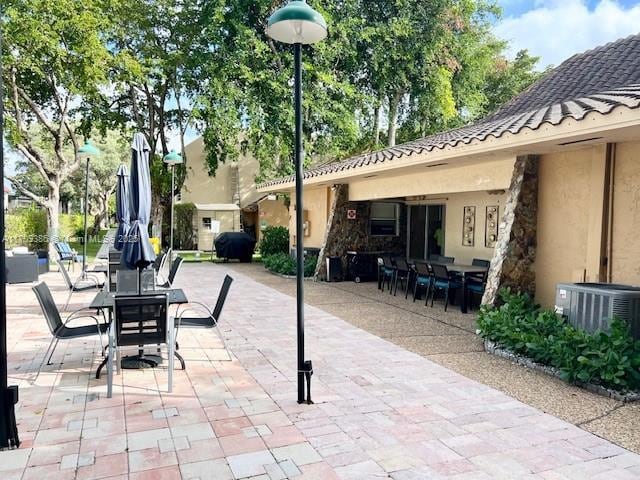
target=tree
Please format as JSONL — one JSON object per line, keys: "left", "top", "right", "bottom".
{"left": 2, "top": 0, "right": 113, "bottom": 252}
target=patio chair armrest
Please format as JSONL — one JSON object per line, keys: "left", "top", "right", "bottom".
{"left": 174, "top": 304, "right": 215, "bottom": 342}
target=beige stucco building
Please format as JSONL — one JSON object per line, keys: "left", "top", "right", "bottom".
{"left": 259, "top": 34, "right": 640, "bottom": 308}
{"left": 181, "top": 137, "right": 289, "bottom": 250}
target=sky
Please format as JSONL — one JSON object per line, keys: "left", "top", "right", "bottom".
{"left": 495, "top": 0, "right": 640, "bottom": 68}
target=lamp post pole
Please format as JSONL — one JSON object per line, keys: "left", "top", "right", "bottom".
{"left": 82, "top": 156, "right": 90, "bottom": 277}
{"left": 293, "top": 42, "right": 305, "bottom": 403}
{"left": 266, "top": 0, "right": 327, "bottom": 404}
{"left": 163, "top": 150, "right": 183, "bottom": 256}
{"left": 0, "top": 15, "right": 20, "bottom": 449}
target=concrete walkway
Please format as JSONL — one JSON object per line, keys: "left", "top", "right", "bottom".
{"left": 3, "top": 263, "right": 640, "bottom": 479}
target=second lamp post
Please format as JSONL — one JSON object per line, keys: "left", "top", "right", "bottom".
{"left": 266, "top": 0, "right": 327, "bottom": 404}
{"left": 163, "top": 150, "right": 183, "bottom": 255}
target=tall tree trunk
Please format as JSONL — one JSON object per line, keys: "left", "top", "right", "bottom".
{"left": 373, "top": 103, "right": 381, "bottom": 148}
{"left": 47, "top": 185, "right": 60, "bottom": 258}
{"left": 387, "top": 90, "right": 402, "bottom": 147}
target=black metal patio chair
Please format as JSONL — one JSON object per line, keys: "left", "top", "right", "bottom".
{"left": 32, "top": 282, "right": 107, "bottom": 369}
{"left": 393, "top": 257, "right": 411, "bottom": 297}
{"left": 429, "top": 263, "right": 462, "bottom": 312}
{"left": 107, "top": 293, "right": 173, "bottom": 398}
{"left": 466, "top": 269, "right": 488, "bottom": 310}
{"left": 175, "top": 274, "right": 234, "bottom": 363}
{"left": 412, "top": 261, "right": 433, "bottom": 305}
{"left": 158, "top": 256, "right": 184, "bottom": 289}
{"left": 380, "top": 256, "right": 396, "bottom": 293}
{"left": 57, "top": 259, "right": 104, "bottom": 311}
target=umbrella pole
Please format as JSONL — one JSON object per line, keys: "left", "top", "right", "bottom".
{"left": 0, "top": 21, "right": 20, "bottom": 449}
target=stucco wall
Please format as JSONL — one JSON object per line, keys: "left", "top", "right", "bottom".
{"left": 348, "top": 157, "right": 516, "bottom": 201}
{"left": 290, "top": 187, "right": 331, "bottom": 249}
{"left": 197, "top": 210, "right": 239, "bottom": 251}
{"left": 439, "top": 191, "right": 507, "bottom": 264}
{"left": 258, "top": 198, "right": 290, "bottom": 241}
{"left": 182, "top": 138, "right": 261, "bottom": 207}
{"left": 535, "top": 148, "right": 594, "bottom": 307}
{"left": 611, "top": 141, "right": 640, "bottom": 285}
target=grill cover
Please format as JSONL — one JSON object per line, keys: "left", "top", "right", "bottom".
{"left": 214, "top": 232, "right": 256, "bottom": 262}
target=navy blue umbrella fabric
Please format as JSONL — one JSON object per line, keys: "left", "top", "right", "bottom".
{"left": 113, "top": 164, "right": 130, "bottom": 251}
{"left": 122, "top": 133, "right": 156, "bottom": 269}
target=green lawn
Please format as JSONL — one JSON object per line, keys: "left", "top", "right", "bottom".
{"left": 68, "top": 229, "right": 108, "bottom": 264}
{"left": 177, "top": 251, "right": 262, "bottom": 263}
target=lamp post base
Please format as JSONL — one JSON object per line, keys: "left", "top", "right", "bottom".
{"left": 0, "top": 385, "right": 20, "bottom": 449}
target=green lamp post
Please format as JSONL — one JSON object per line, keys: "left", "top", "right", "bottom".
{"left": 266, "top": 0, "right": 327, "bottom": 404}
{"left": 78, "top": 140, "right": 100, "bottom": 278}
{"left": 163, "top": 150, "right": 183, "bottom": 255}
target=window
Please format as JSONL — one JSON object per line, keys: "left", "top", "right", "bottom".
{"left": 370, "top": 203, "right": 399, "bottom": 236}
{"left": 202, "top": 217, "right": 212, "bottom": 231}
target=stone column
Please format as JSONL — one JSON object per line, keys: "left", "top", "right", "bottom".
{"left": 482, "top": 155, "right": 540, "bottom": 305}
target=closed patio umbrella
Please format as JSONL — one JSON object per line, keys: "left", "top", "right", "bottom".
{"left": 113, "top": 164, "right": 130, "bottom": 251}
{"left": 122, "top": 133, "right": 156, "bottom": 270}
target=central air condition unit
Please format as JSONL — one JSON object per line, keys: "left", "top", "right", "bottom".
{"left": 554, "top": 283, "right": 640, "bottom": 339}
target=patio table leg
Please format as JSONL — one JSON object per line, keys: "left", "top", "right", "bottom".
{"left": 460, "top": 273, "right": 468, "bottom": 314}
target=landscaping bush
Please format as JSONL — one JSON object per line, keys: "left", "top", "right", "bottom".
{"left": 263, "top": 252, "right": 316, "bottom": 277}
{"left": 259, "top": 226, "right": 289, "bottom": 257}
{"left": 59, "top": 213, "right": 85, "bottom": 240}
{"left": 478, "top": 289, "right": 640, "bottom": 391}
{"left": 6, "top": 207, "right": 48, "bottom": 250}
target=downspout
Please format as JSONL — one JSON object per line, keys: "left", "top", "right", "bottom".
{"left": 605, "top": 143, "right": 616, "bottom": 283}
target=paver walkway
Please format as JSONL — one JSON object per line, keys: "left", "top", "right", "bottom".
{"left": 2, "top": 263, "right": 640, "bottom": 479}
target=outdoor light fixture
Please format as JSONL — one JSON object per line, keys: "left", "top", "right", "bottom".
{"left": 163, "top": 150, "right": 183, "bottom": 255}
{"left": 0, "top": 19, "right": 20, "bottom": 449}
{"left": 78, "top": 140, "right": 100, "bottom": 279}
{"left": 266, "top": 0, "right": 327, "bottom": 404}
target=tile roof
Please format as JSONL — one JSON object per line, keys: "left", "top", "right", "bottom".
{"left": 260, "top": 34, "right": 640, "bottom": 189}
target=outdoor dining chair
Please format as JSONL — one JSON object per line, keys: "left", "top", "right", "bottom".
{"left": 107, "top": 293, "right": 173, "bottom": 398}
{"left": 466, "top": 269, "right": 489, "bottom": 309}
{"left": 175, "top": 274, "right": 234, "bottom": 363}
{"left": 116, "top": 269, "right": 156, "bottom": 294}
{"left": 56, "top": 259, "right": 104, "bottom": 311}
{"left": 157, "top": 256, "right": 184, "bottom": 289}
{"left": 54, "top": 242, "right": 84, "bottom": 271}
{"left": 32, "top": 282, "right": 107, "bottom": 369}
{"left": 393, "top": 257, "right": 412, "bottom": 297}
{"left": 429, "top": 263, "right": 462, "bottom": 312}
{"left": 412, "top": 261, "right": 433, "bottom": 305}
{"left": 379, "top": 256, "right": 396, "bottom": 293}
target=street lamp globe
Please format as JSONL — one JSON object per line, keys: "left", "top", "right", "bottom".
{"left": 163, "top": 150, "right": 183, "bottom": 166}
{"left": 266, "top": 0, "right": 327, "bottom": 45}
{"left": 78, "top": 140, "right": 100, "bottom": 157}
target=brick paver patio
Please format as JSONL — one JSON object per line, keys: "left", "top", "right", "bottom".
{"left": 2, "top": 262, "right": 640, "bottom": 479}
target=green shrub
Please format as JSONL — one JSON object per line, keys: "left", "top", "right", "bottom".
{"left": 259, "top": 226, "right": 289, "bottom": 257}
{"left": 478, "top": 289, "right": 640, "bottom": 391}
{"left": 263, "top": 252, "right": 316, "bottom": 277}
{"left": 59, "top": 213, "right": 85, "bottom": 240}
{"left": 5, "top": 208, "right": 48, "bottom": 250}
{"left": 174, "top": 203, "right": 197, "bottom": 250}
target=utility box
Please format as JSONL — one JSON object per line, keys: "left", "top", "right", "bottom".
{"left": 554, "top": 283, "right": 640, "bottom": 339}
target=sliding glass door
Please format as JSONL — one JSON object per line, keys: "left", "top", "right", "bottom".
{"left": 407, "top": 205, "right": 445, "bottom": 260}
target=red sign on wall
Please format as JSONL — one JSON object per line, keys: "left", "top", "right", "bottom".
{"left": 347, "top": 209, "right": 357, "bottom": 220}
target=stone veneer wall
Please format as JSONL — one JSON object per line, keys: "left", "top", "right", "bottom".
{"left": 482, "top": 155, "right": 540, "bottom": 305}
{"left": 315, "top": 184, "right": 406, "bottom": 280}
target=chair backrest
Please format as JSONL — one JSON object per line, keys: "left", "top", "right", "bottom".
{"left": 152, "top": 251, "right": 166, "bottom": 272}
{"left": 212, "top": 275, "right": 234, "bottom": 321}
{"left": 108, "top": 261, "right": 126, "bottom": 292}
{"left": 114, "top": 294, "right": 168, "bottom": 347}
{"left": 431, "top": 263, "right": 451, "bottom": 282}
{"left": 109, "top": 249, "right": 122, "bottom": 263}
{"left": 381, "top": 256, "right": 394, "bottom": 269}
{"left": 439, "top": 256, "right": 455, "bottom": 264}
{"left": 395, "top": 257, "right": 409, "bottom": 273}
{"left": 472, "top": 258, "right": 490, "bottom": 268}
{"left": 117, "top": 269, "right": 156, "bottom": 294}
{"left": 32, "top": 282, "right": 63, "bottom": 335}
{"left": 167, "top": 257, "right": 184, "bottom": 286}
{"left": 56, "top": 259, "right": 74, "bottom": 290}
{"left": 414, "top": 261, "right": 430, "bottom": 277}
{"left": 54, "top": 242, "right": 70, "bottom": 260}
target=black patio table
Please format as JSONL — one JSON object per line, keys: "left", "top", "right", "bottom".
{"left": 410, "top": 260, "right": 487, "bottom": 314}
{"left": 91, "top": 288, "right": 188, "bottom": 378}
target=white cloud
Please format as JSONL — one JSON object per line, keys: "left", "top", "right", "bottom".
{"left": 494, "top": 0, "right": 640, "bottom": 68}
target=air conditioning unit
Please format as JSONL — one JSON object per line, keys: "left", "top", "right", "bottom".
{"left": 554, "top": 283, "right": 640, "bottom": 339}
